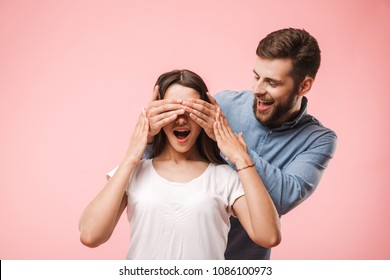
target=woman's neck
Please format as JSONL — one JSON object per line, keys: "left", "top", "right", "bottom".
{"left": 154, "top": 144, "right": 205, "bottom": 164}
{"left": 152, "top": 147, "right": 209, "bottom": 183}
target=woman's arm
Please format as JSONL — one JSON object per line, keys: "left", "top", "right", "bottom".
{"left": 214, "top": 110, "right": 281, "bottom": 248}
{"left": 78, "top": 109, "right": 149, "bottom": 248}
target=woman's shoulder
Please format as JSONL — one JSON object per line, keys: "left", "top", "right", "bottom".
{"left": 208, "top": 163, "right": 237, "bottom": 177}
{"left": 138, "top": 158, "right": 154, "bottom": 170}
{"left": 206, "top": 163, "right": 243, "bottom": 196}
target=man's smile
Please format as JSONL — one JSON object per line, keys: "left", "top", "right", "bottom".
{"left": 256, "top": 98, "right": 274, "bottom": 112}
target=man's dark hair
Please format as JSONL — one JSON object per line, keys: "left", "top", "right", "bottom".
{"left": 256, "top": 28, "right": 321, "bottom": 84}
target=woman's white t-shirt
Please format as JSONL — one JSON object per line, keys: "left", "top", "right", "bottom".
{"left": 107, "top": 159, "right": 245, "bottom": 260}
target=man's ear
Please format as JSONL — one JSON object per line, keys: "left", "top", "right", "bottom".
{"left": 297, "top": 76, "right": 314, "bottom": 97}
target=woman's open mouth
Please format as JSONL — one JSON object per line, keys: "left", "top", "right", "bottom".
{"left": 173, "top": 129, "right": 191, "bottom": 142}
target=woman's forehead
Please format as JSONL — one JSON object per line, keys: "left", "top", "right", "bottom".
{"left": 164, "top": 84, "right": 200, "bottom": 100}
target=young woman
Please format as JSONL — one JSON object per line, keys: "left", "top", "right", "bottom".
{"left": 79, "top": 69, "right": 281, "bottom": 259}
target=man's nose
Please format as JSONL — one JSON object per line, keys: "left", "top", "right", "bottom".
{"left": 253, "top": 80, "right": 267, "bottom": 94}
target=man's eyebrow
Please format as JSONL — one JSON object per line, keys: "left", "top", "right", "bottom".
{"left": 253, "top": 69, "right": 283, "bottom": 84}
{"left": 265, "top": 77, "right": 283, "bottom": 85}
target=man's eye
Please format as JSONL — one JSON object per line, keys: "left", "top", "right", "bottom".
{"left": 267, "top": 80, "right": 277, "bottom": 87}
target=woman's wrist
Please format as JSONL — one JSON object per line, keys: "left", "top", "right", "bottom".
{"left": 121, "top": 154, "right": 141, "bottom": 169}
{"left": 233, "top": 154, "right": 253, "bottom": 170}
{"left": 237, "top": 163, "right": 255, "bottom": 172}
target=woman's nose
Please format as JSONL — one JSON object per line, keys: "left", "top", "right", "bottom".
{"left": 175, "top": 113, "right": 188, "bottom": 125}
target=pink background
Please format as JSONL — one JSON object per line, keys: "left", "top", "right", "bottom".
{"left": 1, "top": 0, "right": 389, "bottom": 259}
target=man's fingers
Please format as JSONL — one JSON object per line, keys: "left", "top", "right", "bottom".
{"left": 190, "top": 111, "right": 217, "bottom": 141}
{"left": 151, "top": 112, "right": 180, "bottom": 129}
{"left": 189, "top": 113, "right": 206, "bottom": 126}
{"left": 151, "top": 85, "right": 159, "bottom": 101}
{"left": 147, "top": 100, "right": 184, "bottom": 117}
{"left": 149, "top": 109, "right": 184, "bottom": 123}
{"left": 182, "top": 101, "right": 215, "bottom": 124}
{"left": 189, "top": 113, "right": 213, "bottom": 131}
{"left": 149, "top": 109, "right": 184, "bottom": 130}
{"left": 187, "top": 108, "right": 213, "bottom": 125}
{"left": 146, "top": 100, "right": 184, "bottom": 138}
{"left": 181, "top": 98, "right": 216, "bottom": 112}
{"left": 206, "top": 92, "right": 218, "bottom": 106}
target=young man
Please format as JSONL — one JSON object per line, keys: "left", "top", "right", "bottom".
{"left": 146, "top": 28, "right": 337, "bottom": 259}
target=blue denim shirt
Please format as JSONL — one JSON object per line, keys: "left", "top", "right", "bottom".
{"left": 215, "top": 90, "right": 337, "bottom": 260}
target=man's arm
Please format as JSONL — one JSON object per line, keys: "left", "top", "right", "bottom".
{"left": 180, "top": 90, "right": 337, "bottom": 215}
{"left": 246, "top": 132, "right": 337, "bottom": 215}
{"left": 214, "top": 90, "right": 337, "bottom": 215}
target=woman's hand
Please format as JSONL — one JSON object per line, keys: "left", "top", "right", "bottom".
{"left": 123, "top": 108, "right": 150, "bottom": 165}
{"left": 214, "top": 109, "right": 281, "bottom": 248}
{"left": 213, "top": 109, "right": 252, "bottom": 168}
{"left": 79, "top": 110, "right": 149, "bottom": 247}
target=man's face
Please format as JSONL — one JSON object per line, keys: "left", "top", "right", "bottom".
{"left": 252, "top": 56, "right": 301, "bottom": 128}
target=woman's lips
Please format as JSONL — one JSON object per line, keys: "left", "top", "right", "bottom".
{"left": 173, "top": 129, "right": 191, "bottom": 142}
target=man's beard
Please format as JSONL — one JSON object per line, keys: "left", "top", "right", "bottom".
{"left": 252, "top": 92, "right": 297, "bottom": 128}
